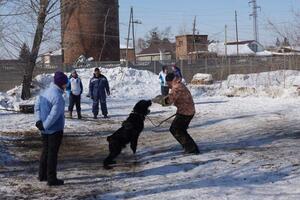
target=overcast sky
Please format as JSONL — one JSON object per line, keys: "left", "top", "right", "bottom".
{"left": 119, "top": 0, "right": 300, "bottom": 46}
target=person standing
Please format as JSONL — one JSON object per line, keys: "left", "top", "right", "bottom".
{"left": 89, "top": 68, "right": 110, "bottom": 119}
{"left": 67, "top": 70, "right": 83, "bottom": 119}
{"left": 158, "top": 65, "right": 169, "bottom": 96}
{"left": 172, "top": 65, "right": 183, "bottom": 80}
{"left": 162, "top": 72, "right": 199, "bottom": 154}
{"left": 34, "top": 71, "right": 68, "bottom": 186}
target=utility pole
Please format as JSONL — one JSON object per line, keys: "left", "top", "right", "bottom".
{"left": 235, "top": 10, "right": 239, "bottom": 56}
{"left": 225, "top": 24, "right": 228, "bottom": 58}
{"left": 249, "top": 0, "right": 260, "bottom": 42}
{"left": 126, "top": 6, "right": 141, "bottom": 64}
{"left": 126, "top": 7, "right": 132, "bottom": 66}
{"left": 192, "top": 16, "right": 197, "bottom": 53}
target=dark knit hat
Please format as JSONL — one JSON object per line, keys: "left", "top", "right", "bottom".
{"left": 54, "top": 71, "right": 68, "bottom": 88}
{"left": 165, "top": 72, "right": 175, "bottom": 82}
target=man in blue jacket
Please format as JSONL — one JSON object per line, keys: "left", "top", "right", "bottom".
{"left": 34, "top": 71, "right": 68, "bottom": 186}
{"left": 89, "top": 68, "right": 110, "bottom": 119}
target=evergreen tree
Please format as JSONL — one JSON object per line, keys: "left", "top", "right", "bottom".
{"left": 275, "top": 38, "right": 281, "bottom": 47}
{"left": 282, "top": 37, "right": 290, "bottom": 46}
{"left": 19, "top": 43, "right": 30, "bottom": 63}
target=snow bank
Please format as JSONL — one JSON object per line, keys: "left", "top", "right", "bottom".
{"left": 221, "top": 70, "right": 300, "bottom": 98}
{"left": 189, "top": 70, "right": 300, "bottom": 98}
{"left": 191, "top": 73, "right": 213, "bottom": 85}
{"left": 0, "top": 67, "right": 160, "bottom": 110}
{"left": 1, "top": 67, "right": 299, "bottom": 111}
{"left": 76, "top": 67, "right": 160, "bottom": 99}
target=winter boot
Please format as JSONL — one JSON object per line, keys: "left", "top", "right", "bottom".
{"left": 103, "top": 158, "right": 116, "bottom": 170}
{"left": 38, "top": 176, "right": 47, "bottom": 182}
{"left": 77, "top": 112, "right": 82, "bottom": 119}
{"left": 69, "top": 111, "right": 72, "bottom": 118}
{"left": 47, "top": 179, "right": 64, "bottom": 186}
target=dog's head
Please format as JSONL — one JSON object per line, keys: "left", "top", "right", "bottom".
{"left": 133, "top": 100, "right": 152, "bottom": 116}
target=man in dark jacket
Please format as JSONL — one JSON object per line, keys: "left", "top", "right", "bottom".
{"left": 89, "top": 68, "right": 110, "bottom": 119}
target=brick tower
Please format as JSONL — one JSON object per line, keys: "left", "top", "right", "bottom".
{"left": 61, "top": 0, "right": 120, "bottom": 64}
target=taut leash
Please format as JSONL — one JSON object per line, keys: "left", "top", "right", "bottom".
{"left": 146, "top": 113, "right": 176, "bottom": 128}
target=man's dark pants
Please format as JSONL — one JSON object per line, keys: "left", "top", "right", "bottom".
{"left": 39, "top": 131, "right": 63, "bottom": 182}
{"left": 92, "top": 98, "right": 108, "bottom": 117}
{"left": 68, "top": 93, "right": 81, "bottom": 114}
{"left": 169, "top": 114, "right": 199, "bottom": 153}
{"left": 161, "top": 86, "right": 169, "bottom": 96}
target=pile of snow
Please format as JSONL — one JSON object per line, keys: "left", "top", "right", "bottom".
{"left": 189, "top": 70, "right": 300, "bottom": 98}
{"left": 1, "top": 67, "right": 300, "bottom": 110}
{"left": 0, "top": 67, "right": 160, "bottom": 110}
{"left": 77, "top": 67, "right": 160, "bottom": 99}
{"left": 191, "top": 73, "right": 213, "bottom": 85}
{"left": 221, "top": 70, "right": 300, "bottom": 98}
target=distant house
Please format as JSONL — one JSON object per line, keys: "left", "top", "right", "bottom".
{"left": 136, "top": 32, "right": 176, "bottom": 62}
{"left": 176, "top": 34, "right": 209, "bottom": 60}
{"left": 40, "top": 49, "right": 62, "bottom": 67}
{"left": 209, "top": 40, "right": 272, "bottom": 56}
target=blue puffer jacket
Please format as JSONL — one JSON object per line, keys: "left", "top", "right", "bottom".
{"left": 89, "top": 74, "right": 110, "bottom": 103}
{"left": 34, "top": 83, "right": 65, "bottom": 134}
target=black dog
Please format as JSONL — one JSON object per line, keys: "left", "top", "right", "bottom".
{"left": 103, "top": 100, "right": 152, "bottom": 169}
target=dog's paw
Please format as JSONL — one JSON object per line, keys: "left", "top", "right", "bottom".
{"left": 103, "top": 165, "right": 113, "bottom": 170}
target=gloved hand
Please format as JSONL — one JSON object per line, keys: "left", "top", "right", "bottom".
{"left": 91, "top": 96, "right": 94, "bottom": 100}
{"left": 161, "top": 97, "right": 169, "bottom": 107}
{"left": 35, "top": 120, "right": 45, "bottom": 131}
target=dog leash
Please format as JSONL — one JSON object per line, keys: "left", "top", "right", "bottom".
{"left": 146, "top": 113, "right": 176, "bottom": 128}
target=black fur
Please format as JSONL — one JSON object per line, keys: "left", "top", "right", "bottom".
{"left": 103, "top": 100, "right": 152, "bottom": 169}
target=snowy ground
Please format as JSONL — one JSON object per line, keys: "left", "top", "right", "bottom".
{"left": 1, "top": 68, "right": 300, "bottom": 199}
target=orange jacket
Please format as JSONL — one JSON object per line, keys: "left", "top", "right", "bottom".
{"left": 167, "top": 82, "right": 195, "bottom": 116}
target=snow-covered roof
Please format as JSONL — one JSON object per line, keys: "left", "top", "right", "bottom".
{"left": 43, "top": 49, "right": 62, "bottom": 56}
{"left": 209, "top": 41, "right": 272, "bottom": 56}
{"left": 120, "top": 44, "right": 134, "bottom": 49}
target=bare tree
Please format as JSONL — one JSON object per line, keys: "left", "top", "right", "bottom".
{"left": 267, "top": 10, "right": 300, "bottom": 48}
{"left": 137, "top": 26, "right": 174, "bottom": 50}
{"left": 21, "top": 0, "right": 61, "bottom": 100}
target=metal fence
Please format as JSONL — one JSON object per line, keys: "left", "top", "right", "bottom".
{"left": 1, "top": 55, "right": 300, "bottom": 92}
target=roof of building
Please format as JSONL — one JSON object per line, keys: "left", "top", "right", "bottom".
{"left": 226, "top": 40, "right": 256, "bottom": 45}
{"left": 176, "top": 34, "right": 208, "bottom": 38}
{"left": 120, "top": 44, "right": 134, "bottom": 49}
{"left": 43, "top": 49, "right": 62, "bottom": 56}
{"left": 208, "top": 41, "right": 272, "bottom": 56}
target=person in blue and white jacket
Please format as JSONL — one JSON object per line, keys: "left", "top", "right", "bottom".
{"left": 67, "top": 70, "right": 83, "bottom": 119}
{"left": 34, "top": 71, "right": 68, "bottom": 186}
{"left": 158, "top": 65, "right": 169, "bottom": 96}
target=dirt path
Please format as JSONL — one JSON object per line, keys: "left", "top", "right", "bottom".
{"left": 1, "top": 111, "right": 300, "bottom": 199}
